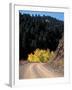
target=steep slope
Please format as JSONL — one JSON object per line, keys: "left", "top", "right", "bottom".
{"left": 49, "top": 35, "right": 64, "bottom": 72}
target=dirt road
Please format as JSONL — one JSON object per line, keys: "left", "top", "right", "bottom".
{"left": 19, "top": 63, "right": 64, "bottom": 79}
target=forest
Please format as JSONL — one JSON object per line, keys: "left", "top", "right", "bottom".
{"left": 19, "top": 12, "right": 64, "bottom": 61}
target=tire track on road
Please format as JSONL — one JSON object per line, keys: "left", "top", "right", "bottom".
{"left": 19, "top": 63, "right": 64, "bottom": 79}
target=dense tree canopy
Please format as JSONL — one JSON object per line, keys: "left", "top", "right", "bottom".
{"left": 19, "top": 12, "right": 64, "bottom": 60}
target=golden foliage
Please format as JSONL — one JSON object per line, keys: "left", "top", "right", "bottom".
{"left": 27, "top": 49, "right": 55, "bottom": 63}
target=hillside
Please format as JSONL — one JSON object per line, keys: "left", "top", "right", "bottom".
{"left": 48, "top": 35, "right": 64, "bottom": 73}
{"left": 19, "top": 13, "right": 64, "bottom": 60}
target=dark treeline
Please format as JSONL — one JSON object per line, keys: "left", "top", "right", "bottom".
{"left": 19, "top": 13, "right": 64, "bottom": 60}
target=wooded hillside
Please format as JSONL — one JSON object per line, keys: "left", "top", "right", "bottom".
{"left": 19, "top": 13, "right": 64, "bottom": 60}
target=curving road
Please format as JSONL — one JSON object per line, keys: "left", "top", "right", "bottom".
{"left": 19, "top": 63, "right": 64, "bottom": 79}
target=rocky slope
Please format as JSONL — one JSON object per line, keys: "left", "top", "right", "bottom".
{"left": 49, "top": 35, "right": 64, "bottom": 73}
